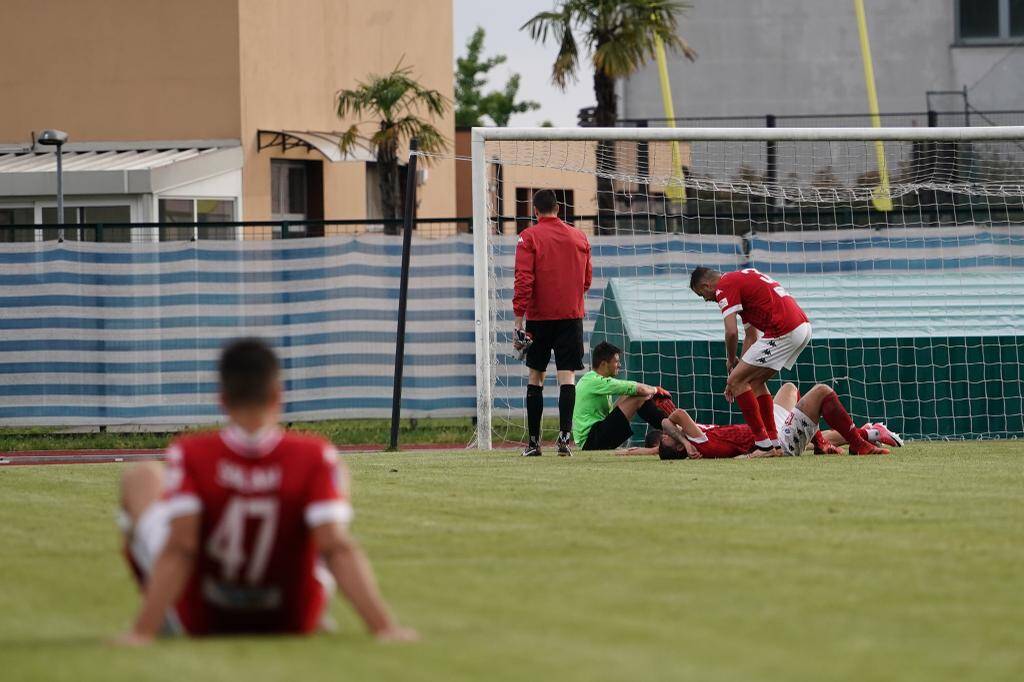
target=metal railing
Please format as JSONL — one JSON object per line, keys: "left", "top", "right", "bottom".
{"left": 0, "top": 217, "right": 474, "bottom": 242}
{"left": 612, "top": 109, "right": 1024, "bottom": 129}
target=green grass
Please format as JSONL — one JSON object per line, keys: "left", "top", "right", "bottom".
{"left": 1, "top": 443, "right": 1022, "bottom": 681}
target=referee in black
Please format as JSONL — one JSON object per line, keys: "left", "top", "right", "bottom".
{"left": 512, "top": 189, "right": 593, "bottom": 456}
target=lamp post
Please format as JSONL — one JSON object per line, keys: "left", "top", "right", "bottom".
{"left": 37, "top": 129, "right": 69, "bottom": 240}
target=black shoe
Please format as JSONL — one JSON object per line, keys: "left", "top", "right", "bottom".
{"left": 556, "top": 432, "right": 573, "bottom": 457}
{"left": 522, "top": 441, "right": 542, "bottom": 457}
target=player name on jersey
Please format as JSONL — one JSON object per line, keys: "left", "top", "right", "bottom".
{"left": 216, "top": 460, "right": 282, "bottom": 494}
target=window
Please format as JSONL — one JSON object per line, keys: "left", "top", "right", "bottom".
{"left": 514, "top": 188, "right": 576, "bottom": 234}
{"left": 158, "top": 198, "right": 235, "bottom": 240}
{"left": 271, "top": 159, "right": 323, "bottom": 238}
{"left": 957, "top": 0, "right": 1024, "bottom": 41}
{"left": 41, "top": 205, "right": 131, "bottom": 242}
{"left": 0, "top": 207, "right": 34, "bottom": 242}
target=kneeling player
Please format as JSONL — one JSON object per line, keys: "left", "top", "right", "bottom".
{"left": 656, "top": 383, "right": 890, "bottom": 459}
{"left": 115, "top": 339, "right": 416, "bottom": 645}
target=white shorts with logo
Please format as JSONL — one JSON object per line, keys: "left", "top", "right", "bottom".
{"left": 742, "top": 322, "right": 812, "bottom": 372}
{"left": 773, "top": 404, "right": 818, "bottom": 457}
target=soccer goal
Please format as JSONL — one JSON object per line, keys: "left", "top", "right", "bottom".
{"left": 467, "top": 126, "right": 1024, "bottom": 449}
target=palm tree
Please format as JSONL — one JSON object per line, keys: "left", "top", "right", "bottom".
{"left": 337, "top": 62, "right": 449, "bottom": 233}
{"left": 522, "top": 0, "right": 695, "bottom": 234}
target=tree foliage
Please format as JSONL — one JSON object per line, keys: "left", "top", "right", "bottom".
{"left": 336, "top": 61, "right": 449, "bottom": 228}
{"left": 455, "top": 27, "right": 540, "bottom": 127}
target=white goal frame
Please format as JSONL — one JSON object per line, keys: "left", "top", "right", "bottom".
{"left": 470, "top": 125, "right": 1024, "bottom": 450}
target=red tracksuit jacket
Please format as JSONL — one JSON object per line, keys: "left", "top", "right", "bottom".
{"left": 513, "top": 216, "right": 592, "bottom": 321}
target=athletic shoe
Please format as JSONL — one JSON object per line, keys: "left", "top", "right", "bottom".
{"left": 556, "top": 432, "right": 573, "bottom": 457}
{"left": 849, "top": 440, "right": 889, "bottom": 455}
{"left": 813, "top": 439, "right": 844, "bottom": 455}
{"left": 872, "top": 422, "right": 904, "bottom": 447}
{"left": 521, "top": 441, "right": 542, "bottom": 457}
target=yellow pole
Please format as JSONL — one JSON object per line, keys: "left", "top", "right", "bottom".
{"left": 854, "top": 0, "right": 893, "bottom": 211}
{"left": 654, "top": 32, "right": 686, "bottom": 202}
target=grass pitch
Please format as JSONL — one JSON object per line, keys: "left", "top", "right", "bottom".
{"left": 2, "top": 443, "right": 1022, "bottom": 682}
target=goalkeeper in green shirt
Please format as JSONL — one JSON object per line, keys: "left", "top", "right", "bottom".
{"left": 573, "top": 341, "right": 670, "bottom": 450}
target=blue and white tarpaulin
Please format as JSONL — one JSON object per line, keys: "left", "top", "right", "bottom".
{"left": 0, "top": 226, "right": 1016, "bottom": 425}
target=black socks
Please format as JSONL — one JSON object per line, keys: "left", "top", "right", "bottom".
{"left": 558, "top": 384, "right": 576, "bottom": 435}
{"left": 526, "top": 384, "right": 544, "bottom": 444}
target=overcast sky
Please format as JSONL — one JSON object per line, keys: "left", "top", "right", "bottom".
{"left": 453, "top": 0, "right": 594, "bottom": 127}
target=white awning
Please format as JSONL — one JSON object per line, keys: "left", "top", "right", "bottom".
{"left": 0, "top": 142, "right": 243, "bottom": 197}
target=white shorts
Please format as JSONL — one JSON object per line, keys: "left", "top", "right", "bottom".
{"left": 742, "top": 322, "right": 812, "bottom": 372}
{"left": 774, "top": 405, "right": 818, "bottom": 457}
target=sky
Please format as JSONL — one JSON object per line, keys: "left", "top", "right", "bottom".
{"left": 453, "top": 0, "right": 594, "bottom": 127}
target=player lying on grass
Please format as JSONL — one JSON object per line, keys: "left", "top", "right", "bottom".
{"left": 114, "top": 339, "right": 416, "bottom": 645}
{"left": 772, "top": 382, "right": 903, "bottom": 452}
{"left": 620, "top": 382, "right": 891, "bottom": 459}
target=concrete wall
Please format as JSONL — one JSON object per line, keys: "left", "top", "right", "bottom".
{"left": 0, "top": 0, "right": 241, "bottom": 142}
{"left": 622, "top": 0, "right": 1024, "bottom": 121}
{"left": 237, "top": 0, "right": 455, "bottom": 221}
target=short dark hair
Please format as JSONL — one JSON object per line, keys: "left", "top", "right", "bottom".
{"left": 644, "top": 429, "right": 663, "bottom": 448}
{"left": 532, "top": 189, "right": 558, "bottom": 215}
{"left": 689, "top": 266, "right": 718, "bottom": 290}
{"left": 219, "top": 338, "right": 280, "bottom": 408}
{"left": 591, "top": 341, "right": 621, "bottom": 369}
{"left": 658, "top": 435, "right": 687, "bottom": 460}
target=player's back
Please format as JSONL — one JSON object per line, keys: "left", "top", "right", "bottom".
{"left": 695, "top": 423, "right": 757, "bottom": 458}
{"left": 518, "top": 216, "right": 591, "bottom": 319}
{"left": 165, "top": 426, "right": 349, "bottom": 634}
{"left": 717, "top": 268, "right": 807, "bottom": 337}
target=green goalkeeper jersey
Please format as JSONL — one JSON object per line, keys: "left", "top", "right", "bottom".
{"left": 572, "top": 370, "right": 639, "bottom": 446}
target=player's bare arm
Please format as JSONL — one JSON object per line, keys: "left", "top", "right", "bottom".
{"left": 723, "top": 312, "right": 740, "bottom": 373}
{"left": 313, "top": 521, "right": 418, "bottom": 642}
{"left": 115, "top": 513, "right": 200, "bottom": 645}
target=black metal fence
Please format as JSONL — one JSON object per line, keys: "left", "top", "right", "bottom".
{"left": 613, "top": 109, "right": 1024, "bottom": 129}
{"left": 0, "top": 217, "right": 474, "bottom": 242}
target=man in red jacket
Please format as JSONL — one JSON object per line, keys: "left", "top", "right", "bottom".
{"left": 513, "top": 189, "right": 593, "bottom": 457}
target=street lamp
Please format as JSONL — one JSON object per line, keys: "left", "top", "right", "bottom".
{"left": 38, "top": 129, "right": 69, "bottom": 240}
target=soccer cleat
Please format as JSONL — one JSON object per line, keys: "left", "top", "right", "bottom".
{"left": 521, "top": 441, "right": 542, "bottom": 457}
{"left": 556, "top": 432, "right": 573, "bottom": 457}
{"left": 849, "top": 440, "right": 889, "bottom": 455}
{"left": 813, "top": 433, "right": 844, "bottom": 455}
{"left": 872, "top": 422, "right": 904, "bottom": 447}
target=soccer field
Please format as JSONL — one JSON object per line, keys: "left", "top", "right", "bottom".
{"left": 2, "top": 444, "right": 1022, "bottom": 681}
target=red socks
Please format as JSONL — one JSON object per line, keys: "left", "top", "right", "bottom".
{"left": 736, "top": 389, "right": 771, "bottom": 446}
{"left": 820, "top": 390, "right": 870, "bottom": 449}
{"left": 756, "top": 393, "right": 778, "bottom": 442}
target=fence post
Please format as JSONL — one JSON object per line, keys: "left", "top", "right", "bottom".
{"left": 389, "top": 138, "right": 420, "bottom": 451}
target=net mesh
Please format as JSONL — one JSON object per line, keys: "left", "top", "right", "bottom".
{"left": 439, "top": 131, "right": 1024, "bottom": 446}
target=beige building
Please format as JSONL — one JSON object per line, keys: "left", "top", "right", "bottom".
{"left": 0, "top": 0, "right": 455, "bottom": 239}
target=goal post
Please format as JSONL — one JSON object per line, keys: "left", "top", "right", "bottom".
{"left": 470, "top": 125, "right": 1024, "bottom": 450}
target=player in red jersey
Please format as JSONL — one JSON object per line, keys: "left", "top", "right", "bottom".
{"left": 114, "top": 339, "right": 416, "bottom": 645}
{"left": 690, "top": 266, "right": 812, "bottom": 457}
{"left": 651, "top": 382, "right": 890, "bottom": 459}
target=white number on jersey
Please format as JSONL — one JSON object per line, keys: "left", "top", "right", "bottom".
{"left": 206, "top": 497, "right": 279, "bottom": 584}
{"left": 741, "top": 268, "right": 790, "bottom": 299}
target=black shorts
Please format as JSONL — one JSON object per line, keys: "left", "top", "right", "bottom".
{"left": 524, "top": 318, "right": 584, "bottom": 372}
{"left": 582, "top": 407, "right": 634, "bottom": 451}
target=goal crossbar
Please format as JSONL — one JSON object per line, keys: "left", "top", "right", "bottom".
{"left": 473, "top": 126, "right": 1024, "bottom": 143}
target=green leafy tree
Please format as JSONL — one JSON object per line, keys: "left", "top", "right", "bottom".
{"left": 337, "top": 62, "right": 449, "bottom": 232}
{"left": 456, "top": 27, "right": 540, "bottom": 127}
{"left": 522, "top": 0, "right": 695, "bottom": 233}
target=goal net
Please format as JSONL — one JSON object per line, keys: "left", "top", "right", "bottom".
{"left": 466, "top": 126, "right": 1024, "bottom": 449}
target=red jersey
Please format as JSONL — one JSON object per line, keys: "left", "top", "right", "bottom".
{"left": 513, "top": 216, "right": 592, "bottom": 320}
{"left": 715, "top": 268, "right": 808, "bottom": 337}
{"left": 162, "top": 425, "right": 351, "bottom": 635}
{"left": 691, "top": 423, "right": 756, "bottom": 459}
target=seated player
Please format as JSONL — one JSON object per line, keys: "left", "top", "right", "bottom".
{"left": 114, "top": 339, "right": 416, "bottom": 645}
{"left": 572, "top": 341, "right": 667, "bottom": 451}
{"left": 655, "top": 382, "right": 890, "bottom": 459}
